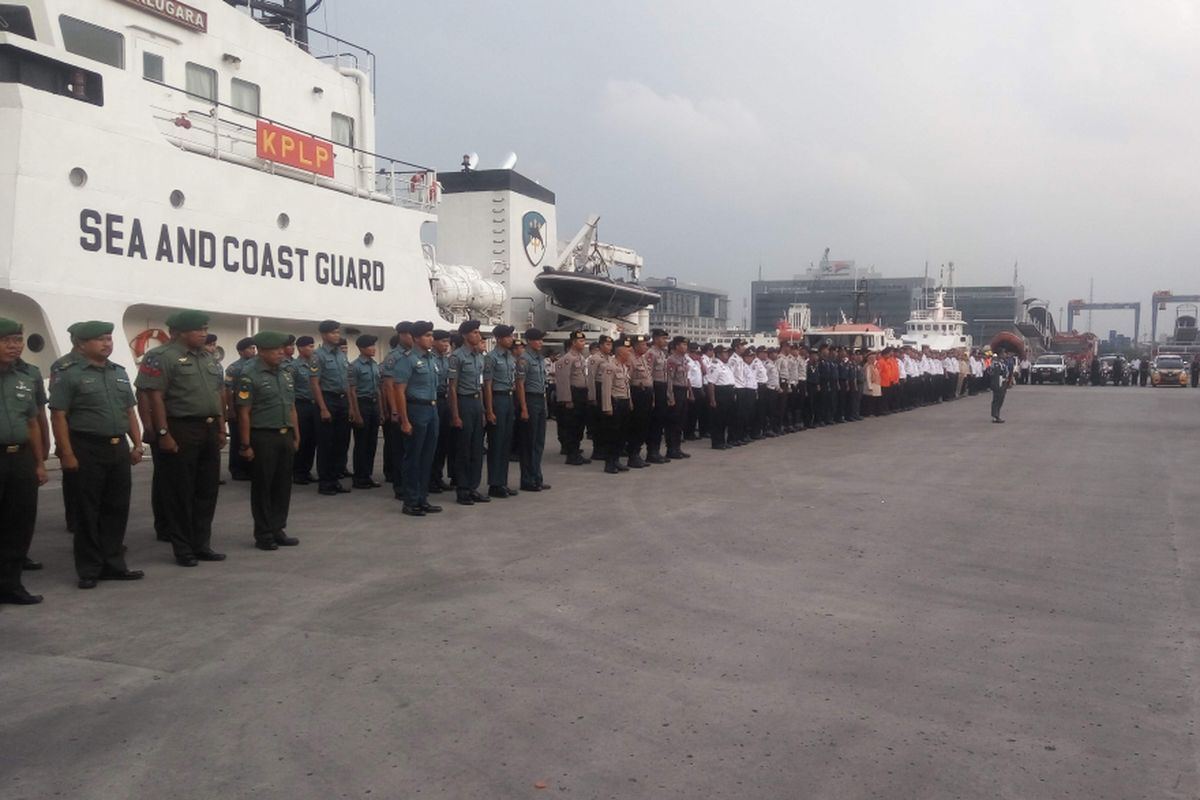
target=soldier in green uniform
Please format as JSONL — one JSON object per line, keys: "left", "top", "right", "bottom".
{"left": 350, "top": 334, "right": 382, "bottom": 489}
{"left": 448, "top": 320, "right": 488, "bottom": 506}
{"left": 483, "top": 324, "right": 518, "bottom": 498}
{"left": 516, "top": 328, "right": 551, "bottom": 492}
{"left": 48, "top": 321, "right": 146, "bottom": 589}
{"left": 136, "top": 335, "right": 174, "bottom": 543}
{"left": 0, "top": 318, "right": 48, "bottom": 604}
{"left": 14, "top": 332, "right": 49, "bottom": 569}
{"left": 236, "top": 331, "right": 301, "bottom": 551}
{"left": 136, "top": 309, "right": 227, "bottom": 567}
{"left": 225, "top": 337, "right": 257, "bottom": 482}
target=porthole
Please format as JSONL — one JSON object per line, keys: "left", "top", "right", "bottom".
{"left": 169, "top": 189, "right": 185, "bottom": 208}
{"left": 277, "top": 213, "right": 290, "bottom": 229}
{"left": 363, "top": 232, "right": 374, "bottom": 247}
{"left": 69, "top": 167, "right": 87, "bottom": 187}
{"left": 26, "top": 333, "right": 45, "bottom": 353}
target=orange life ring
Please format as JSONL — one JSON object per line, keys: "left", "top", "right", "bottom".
{"left": 132, "top": 328, "right": 170, "bottom": 360}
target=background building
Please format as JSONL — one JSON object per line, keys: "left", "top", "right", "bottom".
{"left": 644, "top": 276, "right": 730, "bottom": 341}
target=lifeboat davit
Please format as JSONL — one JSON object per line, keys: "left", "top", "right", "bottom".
{"left": 989, "top": 331, "right": 1027, "bottom": 359}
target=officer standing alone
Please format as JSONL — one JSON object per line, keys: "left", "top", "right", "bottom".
{"left": 236, "top": 331, "right": 301, "bottom": 550}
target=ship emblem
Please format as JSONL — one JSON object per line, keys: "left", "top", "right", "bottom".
{"left": 522, "top": 211, "right": 547, "bottom": 267}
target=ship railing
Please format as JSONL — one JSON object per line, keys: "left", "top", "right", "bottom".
{"left": 145, "top": 80, "right": 435, "bottom": 212}
{"left": 908, "top": 309, "right": 963, "bottom": 321}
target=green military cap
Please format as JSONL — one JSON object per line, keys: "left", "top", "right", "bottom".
{"left": 67, "top": 320, "right": 114, "bottom": 340}
{"left": 165, "top": 309, "right": 210, "bottom": 331}
{"left": 0, "top": 317, "right": 22, "bottom": 336}
{"left": 252, "top": 330, "right": 290, "bottom": 349}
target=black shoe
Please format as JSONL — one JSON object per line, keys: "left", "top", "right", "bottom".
{"left": 78, "top": 577, "right": 98, "bottom": 589}
{"left": 431, "top": 480, "right": 451, "bottom": 492}
{"left": 421, "top": 503, "right": 443, "bottom": 513}
{"left": 354, "top": 480, "right": 382, "bottom": 489}
{"left": 99, "top": 569, "right": 144, "bottom": 580}
{"left": 156, "top": 534, "right": 170, "bottom": 542}
{"left": 668, "top": 450, "right": 691, "bottom": 459}
{"left": 195, "top": 551, "right": 226, "bottom": 562}
{"left": 293, "top": 475, "right": 312, "bottom": 485}
{"left": 566, "top": 454, "right": 591, "bottom": 466}
{"left": 274, "top": 533, "right": 300, "bottom": 546}
{"left": 520, "top": 484, "right": 542, "bottom": 492}
{"left": 456, "top": 493, "right": 475, "bottom": 506}
{"left": 22, "top": 558, "right": 42, "bottom": 571}
{"left": 401, "top": 504, "right": 426, "bottom": 517}
{"left": 175, "top": 556, "right": 199, "bottom": 567}
{"left": 506, "top": 487, "right": 519, "bottom": 496}
{"left": 469, "top": 491, "right": 491, "bottom": 503}
{"left": 487, "top": 486, "right": 509, "bottom": 499}
{"left": 255, "top": 541, "right": 279, "bottom": 551}
{"left": 993, "top": 417, "right": 1005, "bottom": 424}
{"left": 339, "top": 470, "right": 352, "bottom": 479}
{"left": 604, "top": 461, "right": 620, "bottom": 474}
{"left": 318, "top": 487, "right": 339, "bottom": 496}
{"left": 627, "top": 456, "right": 647, "bottom": 468}
{"left": 538, "top": 483, "right": 551, "bottom": 490}
{"left": 616, "top": 462, "right": 630, "bottom": 472}
{"left": 427, "top": 484, "right": 444, "bottom": 494}
{"left": 646, "top": 454, "right": 667, "bottom": 464}
{"left": 218, "top": 479, "right": 226, "bottom": 486}
{"left": 231, "top": 473, "right": 252, "bottom": 482}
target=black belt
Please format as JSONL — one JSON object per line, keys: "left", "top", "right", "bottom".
{"left": 322, "top": 390, "right": 347, "bottom": 398}
{"left": 253, "top": 427, "right": 293, "bottom": 434}
{"left": 357, "top": 395, "right": 378, "bottom": 402}
{"left": 406, "top": 397, "right": 436, "bottom": 406}
{"left": 492, "top": 390, "right": 513, "bottom": 396}
{"left": 70, "top": 431, "right": 126, "bottom": 445}
{"left": 1, "top": 442, "right": 28, "bottom": 454}
{"left": 457, "top": 392, "right": 481, "bottom": 399}
{"left": 168, "top": 416, "right": 220, "bottom": 423}
{"left": 437, "top": 392, "right": 448, "bottom": 398}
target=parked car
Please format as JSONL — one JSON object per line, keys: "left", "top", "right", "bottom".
{"left": 1031, "top": 354, "right": 1067, "bottom": 384}
{"left": 1151, "top": 355, "right": 1188, "bottom": 387}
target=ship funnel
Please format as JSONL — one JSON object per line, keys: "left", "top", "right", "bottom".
{"left": 499, "top": 152, "right": 518, "bottom": 170}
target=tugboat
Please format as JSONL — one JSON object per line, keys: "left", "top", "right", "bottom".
{"left": 902, "top": 287, "right": 973, "bottom": 351}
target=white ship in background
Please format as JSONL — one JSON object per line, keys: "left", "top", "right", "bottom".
{"left": 902, "top": 286, "right": 972, "bottom": 351}
{"left": 0, "top": 0, "right": 656, "bottom": 370}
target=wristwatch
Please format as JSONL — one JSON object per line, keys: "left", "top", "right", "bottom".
{"left": 157, "top": 428, "right": 168, "bottom": 436}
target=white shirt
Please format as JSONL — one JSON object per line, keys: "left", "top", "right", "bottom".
{"left": 687, "top": 358, "right": 703, "bottom": 389}
{"left": 795, "top": 356, "right": 808, "bottom": 381}
{"left": 705, "top": 358, "right": 735, "bottom": 386}
{"left": 764, "top": 359, "right": 780, "bottom": 390}
{"left": 751, "top": 358, "right": 768, "bottom": 385}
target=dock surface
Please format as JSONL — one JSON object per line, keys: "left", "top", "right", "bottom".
{"left": 3, "top": 386, "right": 1198, "bottom": 799}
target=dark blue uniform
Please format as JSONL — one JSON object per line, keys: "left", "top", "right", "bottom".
{"left": 314, "top": 343, "right": 352, "bottom": 492}
{"left": 351, "top": 355, "right": 381, "bottom": 486}
{"left": 393, "top": 347, "right": 439, "bottom": 509}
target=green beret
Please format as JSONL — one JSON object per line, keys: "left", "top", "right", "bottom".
{"left": 165, "top": 309, "right": 210, "bottom": 332}
{"left": 0, "top": 317, "right": 22, "bottom": 337}
{"left": 67, "top": 320, "right": 114, "bottom": 341}
{"left": 252, "top": 330, "right": 290, "bottom": 349}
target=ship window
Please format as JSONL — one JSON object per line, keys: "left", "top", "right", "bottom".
{"left": 0, "top": 5, "right": 35, "bottom": 39}
{"left": 142, "top": 52, "right": 163, "bottom": 82}
{"left": 185, "top": 61, "right": 216, "bottom": 103}
{"left": 60, "top": 16, "right": 124, "bottom": 69}
{"left": 331, "top": 112, "right": 354, "bottom": 148}
{"left": 231, "top": 77, "right": 259, "bottom": 116}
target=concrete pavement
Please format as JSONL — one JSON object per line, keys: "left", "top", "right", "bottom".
{"left": 3, "top": 385, "right": 1199, "bottom": 799}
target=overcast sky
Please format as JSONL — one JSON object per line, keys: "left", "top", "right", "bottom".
{"left": 327, "top": 0, "right": 1200, "bottom": 337}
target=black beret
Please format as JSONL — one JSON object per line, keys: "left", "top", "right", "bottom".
{"left": 615, "top": 336, "right": 632, "bottom": 348}
{"left": 670, "top": 336, "right": 688, "bottom": 349}
{"left": 651, "top": 328, "right": 669, "bottom": 338}
{"left": 395, "top": 321, "right": 413, "bottom": 335}
{"left": 524, "top": 328, "right": 545, "bottom": 342}
{"left": 597, "top": 334, "right": 613, "bottom": 345}
{"left": 714, "top": 344, "right": 728, "bottom": 354}
{"left": 318, "top": 320, "right": 340, "bottom": 334}
{"left": 410, "top": 321, "right": 434, "bottom": 337}
{"left": 337, "top": 337, "right": 348, "bottom": 346}
{"left": 0, "top": 318, "right": 21, "bottom": 336}
{"left": 568, "top": 330, "right": 587, "bottom": 341}
{"left": 632, "top": 334, "right": 648, "bottom": 344}
{"left": 356, "top": 334, "right": 378, "bottom": 348}
{"left": 458, "top": 320, "right": 481, "bottom": 335}
{"left": 493, "top": 324, "right": 515, "bottom": 338}
{"left": 433, "top": 329, "right": 451, "bottom": 341}
{"left": 700, "top": 343, "right": 714, "bottom": 353}
{"left": 755, "top": 345, "right": 767, "bottom": 353}
{"left": 295, "top": 335, "right": 315, "bottom": 347}
{"left": 237, "top": 337, "right": 256, "bottom": 352}
{"left": 285, "top": 334, "right": 296, "bottom": 346}
{"left": 688, "top": 342, "right": 700, "bottom": 352}
{"left": 204, "top": 333, "right": 218, "bottom": 345}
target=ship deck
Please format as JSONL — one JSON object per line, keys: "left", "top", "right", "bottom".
{"left": 3, "top": 386, "right": 1199, "bottom": 799}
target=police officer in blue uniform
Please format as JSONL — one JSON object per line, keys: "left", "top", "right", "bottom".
{"left": 428, "top": 329, "right": 453, "bottom": 494}
{"left": 288, "top": 335, "right": 319, "bottom": 484}
{"left": 392, "top": 321, "right": 441, "bottom": 516}
{"left": 311, "top": 319, "right": 359, "bottom": 495}
{"left": 351, "top": 334, "right": 382, "bottom": 489}
{"left": 516, "top": 327, "right": 551, "bottom": 492}
{"left": 382, "top": 321, "right": 413, "bottom": 497}
{"left": 448, "top": 320, "right": 489, "bottom": 506}
{"left": 484, "top": 324, "right": 519, "bottom": 498}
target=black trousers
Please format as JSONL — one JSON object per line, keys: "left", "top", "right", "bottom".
{"left": 352, "top": 397, "right": 380, "bottom": 482}
{"left": 710, "top": 386, "right": 735, "bottom": 447}
{"left": 598, "top": 397, "right": 631, "bottom": 463}
{"left": 823, "top": 384, "right": 836, "bottom": 423}
{"left": 647, "top": 381, "right": 669, "bottom": 454}
{"left": 228, "top": 416, "right": 251, "bottom": 479}
{"left": 991, "top": 385, "right": 1007, "bottom": 419}
{"left": 70, "top": 433, "right": 132, "bottom": 579}
{"left": 735, "top": 388, "right": 756, "bottom": 441}
{"left": 454, "top": 395, "right": 485, "bottom": 493}
{"left": 753, "top": 384, "right": 768, "bottom": 436}
{"left": 148, "top": 437, "right": 167, "bottom": 539}
{"left": 316, "top": 392, "right": 350, "bottom": 490}
{"left": 382, "top": 417, "right": 396, "bottom": 480}
{"left": 666, "top": 387, "right": 687, "bottom": 453}
{"left": 558, "top": 386, "right": 588, "bottom": 456}
{"left": 628, "top": 386, "right": 652, "bottom": 457}
{"left": 519, "top": 394, "right": 547, "bottom": 487}
{"left": 488, "top": 393, "right": 516, "bottom": 488}
{"left": 694, "top": 387, "right": 710, "bottom": 437}
{"left": 431, "top": 394, "right": 453, "bottom": 486}
{"left": 293, "top": 398, "right": 317, "bottom": 480}
{"left": 250, "top": 428, "right": 294, "bottom": 544}
{"left": 0, "top": 445, "right": 38, "bottom": 596}
{"left": 159, "top": 417, "right": 221, "bottom": 559}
